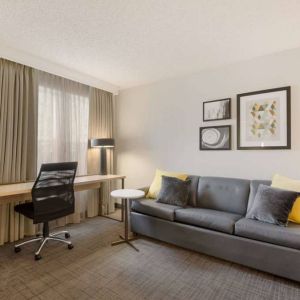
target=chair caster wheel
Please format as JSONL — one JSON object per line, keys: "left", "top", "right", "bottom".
{"left": 35, "top": 254, "right": 42, "bottom": 261}
{"left": 14, "top": 246, "right": 21, "bottom": 253}
{"left": 68, "top": 244, "right": 74, "bottom": 250}
{"left": 65, "top": 233, "right": 70, "bottom": 239}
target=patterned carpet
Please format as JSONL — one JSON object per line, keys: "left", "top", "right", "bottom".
{"left": 0, "top": 216, "right": 300, "bottom": 300}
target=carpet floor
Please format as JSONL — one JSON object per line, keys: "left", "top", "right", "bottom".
{"left": 0, "top": 216, "right": 300, "bottom": 300}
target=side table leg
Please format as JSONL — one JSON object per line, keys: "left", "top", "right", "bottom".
{"left": 101, "top": 179, "right": 124, "bottom": 222}
{"left": 124, "top": 197, "right": 128, "bottom": 240}
{"left": 111, "top": 197, "right": 139, "bottom": 252}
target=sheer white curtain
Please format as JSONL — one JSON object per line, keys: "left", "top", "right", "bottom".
{"left": 37, "top": 71, "right": 89, "bottom": 223}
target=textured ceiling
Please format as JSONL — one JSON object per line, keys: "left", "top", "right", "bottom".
{"left": 1, "top": 0, "right": 300, "bottom": 89}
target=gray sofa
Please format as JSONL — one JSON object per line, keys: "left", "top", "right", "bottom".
{"left": 130, "top": 176, "right": 300, "bottom": 282}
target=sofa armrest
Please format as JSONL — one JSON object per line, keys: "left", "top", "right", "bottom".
{"left": 139, "top": 186, "right": 150, "bottom": 195}
{"left": 129, "top": 187, "right": 149, "bottom": 212}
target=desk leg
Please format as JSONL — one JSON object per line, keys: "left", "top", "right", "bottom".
{"left": 121, "top": 178, "right": 125, "bottom": 222}
{"left": 111, "top": 198, "right": 139, "bottom": 252}
{"left": 100, "top": 179, "right": 124, "bottom": 223}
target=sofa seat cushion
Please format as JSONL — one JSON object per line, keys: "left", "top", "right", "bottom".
{"left": 235, "top": 218, "right": 300, "bottom": 250}
{"left": 175, "top": 208, "right": 242, "bottom": 234}
{"left": 131, "top": 199, "right": 181, "bottom": 221}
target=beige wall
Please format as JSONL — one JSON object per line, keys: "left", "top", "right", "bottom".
{"left": 116, "top": 48, "right": 300, "bottom": 188}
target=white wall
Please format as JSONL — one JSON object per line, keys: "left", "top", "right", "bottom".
{"left": 116, "top": 48, "right": 300, "bottom": 188}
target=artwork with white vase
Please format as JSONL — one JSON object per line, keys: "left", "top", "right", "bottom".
{"left": 203, "top": 98, "right": 231, "bottom": 121}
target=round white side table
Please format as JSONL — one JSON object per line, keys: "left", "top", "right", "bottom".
{"left": 110, "top": 189, "right": 145, "bottom": 251}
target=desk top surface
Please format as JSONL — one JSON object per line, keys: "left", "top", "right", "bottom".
{"left": 0, "top": 174, "right": 125, "bottom": 198}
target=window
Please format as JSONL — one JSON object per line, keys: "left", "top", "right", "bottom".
{"left": 37, "top": 73, "right": 89, "bottom": 176}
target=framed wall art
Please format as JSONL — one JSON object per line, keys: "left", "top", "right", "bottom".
{"left": 237, "top": 86, "right": 291, "bottom": 150}
{"left": 203, "top": 98, "right": 231, "bottom": 121}
{"left": 200, "top": 125, "right": 231, "bottom": 150}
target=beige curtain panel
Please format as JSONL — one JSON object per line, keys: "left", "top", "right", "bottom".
{"left": 87, "top": 87, "right": 115, "bottom": 216}
{"left": 0, "top": 58, "right": 38, "bottom": 245}
{"left": 36, "top": 70, "right": 90, "bottom": 227}
{"left": 0, "top": 58, "right": 115, "bottom": 246}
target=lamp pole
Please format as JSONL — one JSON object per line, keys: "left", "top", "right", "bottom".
{"left": 100, "top": 147, "right": 107, "bottom": 175}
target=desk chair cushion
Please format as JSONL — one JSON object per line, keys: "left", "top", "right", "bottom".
{"left": 14, "top": 198, "right": 73, "bottom": 224}
{"left": 15, "top": 202, "right": 34, "bottom": 220}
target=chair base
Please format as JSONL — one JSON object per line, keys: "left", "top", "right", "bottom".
{"left": 14, "top": 230, "right": 73, "bottom": 260}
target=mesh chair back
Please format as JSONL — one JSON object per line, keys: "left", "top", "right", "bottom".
{"left": 32, "top": 162, "right": 78, "bottom": 224}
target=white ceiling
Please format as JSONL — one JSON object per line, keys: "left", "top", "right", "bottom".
{"left": 1, "top": 0, "right": 300, "bottom": 90}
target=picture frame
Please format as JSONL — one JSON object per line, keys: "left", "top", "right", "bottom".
{"left": 199, "top": 125, "right": 231, "bottom": 150}
{"left": 237, "top": 86, "right": 291, "bottom": 150}
{"left": 203, "top": 98, "right": 231, "bottom": 122}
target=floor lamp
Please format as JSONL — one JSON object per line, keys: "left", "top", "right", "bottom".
{"left": 90, "top": 138, "right": 115, "bottom": 175}
{"left": 90, "top": 138, "right": 123, "bottom": 222}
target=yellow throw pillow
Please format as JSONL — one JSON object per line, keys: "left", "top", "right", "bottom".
{"left": 271, "top": 174, "right": 300, "bottom": 223}
{"left": 146, "top": 169, "right": 188, "bottom": 199}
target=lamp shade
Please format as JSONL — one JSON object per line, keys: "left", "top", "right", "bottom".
{"left": 90, "top": 138, "right": 115, "bottom": 148}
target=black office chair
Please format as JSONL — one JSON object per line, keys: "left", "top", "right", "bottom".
{"left": 14, "top": 162, "right": 78, "bottom": 260}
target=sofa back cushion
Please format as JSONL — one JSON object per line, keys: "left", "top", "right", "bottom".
{"left": 196, "top": 176, "right": 250, "bottom": 215}
{"left": 247, "top": 180, "right": 271, "bottom": 212}
{"left": 187, "top": 175, "right": 200, "bottom": 207}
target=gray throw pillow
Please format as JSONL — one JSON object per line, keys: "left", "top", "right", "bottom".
{"left": 246, "top": 184, "right": 298, "bottom": 226}
{"left": 156, "top": 176, "right": 190, "bottom": 207}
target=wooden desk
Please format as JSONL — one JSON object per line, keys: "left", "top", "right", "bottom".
{"left": 0, "top": 175, "right": 126, "bottom": 212}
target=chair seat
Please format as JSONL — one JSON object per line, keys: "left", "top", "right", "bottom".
{"left": 175, "top": 208, "right": 242, "bottom": 234}
{"left": 15, "top": 199, "right": 73, "bottom": 224}
{"left": 235, "top": 218, "right": 300, "bottom": 250}
{"left": 131, "top": 199, "right": 182, "bottom": 221}
{"left": 15, "top": 202, "right": 34, "bottom": 219}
